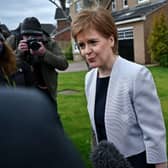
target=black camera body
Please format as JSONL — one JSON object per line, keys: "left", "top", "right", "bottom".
{"left": 27, "top": 38, "right": 41, "bottom": 51}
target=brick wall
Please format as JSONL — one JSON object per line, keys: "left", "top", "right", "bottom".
{"left": 54, "top": 30, "right": 71, "bottom": 41}
{"left": 57, "top": 20, "right": 70, "bottom": 31}
{"left": 54, "top": 19, "right": 71, "bottom": 53}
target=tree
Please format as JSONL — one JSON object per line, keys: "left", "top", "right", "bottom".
{"left": 59, "top": 0, "right": 66, "bottom": 10}
{"left": 148, "top": 13, "right": 168, "bottom": 67}
{"left": 48, "top": 0, "right": 68, "bottom": 19}
{"left": 48, "top": 0, "right": 66, "bottom": 11}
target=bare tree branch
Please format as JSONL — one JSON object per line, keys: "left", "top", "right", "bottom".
{"left": 59, "top": 0, "right": 66, "bottom": 10}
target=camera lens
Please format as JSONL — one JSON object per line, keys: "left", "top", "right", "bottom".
{"left": 29, "top": 41, "right": 41, "bottom": 51}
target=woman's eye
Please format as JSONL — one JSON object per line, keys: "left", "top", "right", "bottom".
{"left": 89, "top": 40, "right": 98, "bottom": 45}
{"left": 78, "top": 43, "right": 85, "bottom": 49}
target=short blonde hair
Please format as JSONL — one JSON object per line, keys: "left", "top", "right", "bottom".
{"left": 71, "top": 7, "right": 118, "bottom": 54}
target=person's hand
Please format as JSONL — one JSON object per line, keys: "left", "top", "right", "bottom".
{"left": 155, "top": 162, "right": 168, "bottom": 168}
{"left": 30, "top": 42, "right": 46, "bottom": 56}
{"left": 18, "top": 39, "right": 29, "bottom": 52}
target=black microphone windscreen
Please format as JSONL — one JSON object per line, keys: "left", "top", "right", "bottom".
{"left": 90, "top": 140, "right": 133, "bottom": 168}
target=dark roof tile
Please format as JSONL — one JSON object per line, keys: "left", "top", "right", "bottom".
{"left": 54, "top": 7, "right": 69, "bottom": 20}
{"left": 41, "top": 23, "right": 55, "bottom": 34}
{"left": 112, "top": 0, "right": 167, "bottom": 22}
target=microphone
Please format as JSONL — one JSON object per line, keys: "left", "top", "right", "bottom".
{"left": 90, "top": 140, "right": 133, "bottom": 168}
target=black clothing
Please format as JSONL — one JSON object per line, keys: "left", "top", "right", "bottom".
{"left": 0, "top": 63, "right": 33, "bottom": 87}
{"left": 94, "top": 76, "right": 109, "bottom": 142}
{"left": 127, "top": 151, "right": 155, "bottom": 168}
{"left": 16, "top": 62, "right": 33, "bottom": 86}
{"left": 33, "top": 62, "right": 46, "bottom": 87}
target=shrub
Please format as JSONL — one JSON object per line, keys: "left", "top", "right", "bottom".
{"left": 148, "top": 13, "right": 168, "bottom": 67}
{"left": 64, "top": 43, "right": 73, "bottom": 60}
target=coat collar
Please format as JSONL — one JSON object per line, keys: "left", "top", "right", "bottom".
{"left": 88, "top": 56, "right": 123, "bottom": 133}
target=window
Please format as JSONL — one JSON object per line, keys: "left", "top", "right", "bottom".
{"left": 67, "top": 0, "right": 72, "bottom": 5}
{"left": 112, "top": 0, "right": 116, "bottom": 11}
{"left": 138, "top": 0, "right": 149, "bottom": 4}
{"left": 123, "top": 0, "right": 128, "bottom": 8}
{"left": 72, "top": 41, "right": 80, "bottom": 54}
{"left": 118, "top": 28, "right": 133, "bottom": 40}
{"left": 75, "top": 1, "right": 82, "bottom": 12}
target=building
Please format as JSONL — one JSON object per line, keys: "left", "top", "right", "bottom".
{"left": 70, "top": 0, "right": 168, "bottom": 64}
{"left": 41, "top": 23, "right": 56, "bottom": 36}
{"left": 53, "top": 7, "right": 71, "bottom": 53}
{"left": 112, "top": 0, "right": 168, "bottom": 64}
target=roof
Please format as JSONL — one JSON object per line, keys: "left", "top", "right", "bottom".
{"left": 51, "top": 26, "right": 71, "bottom": 37}
{"left": 0, "top": 24, "right": 10, "bottom": 33}
{"left": 112, "top": 0, "right": 167, "bottom": 23}
{"left": 54, "top": 7, "right": 70, "bottom": 20}
{"left": 41, "top": 23, "right": 56, "bottom": 35}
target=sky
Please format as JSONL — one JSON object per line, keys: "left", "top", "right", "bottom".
{"left": 0, "top": 0, "right": 61, "bottom": 30}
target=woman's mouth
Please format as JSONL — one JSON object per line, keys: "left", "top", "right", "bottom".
{"left": 88, "top": 57, "right": 95, "bottom": 63}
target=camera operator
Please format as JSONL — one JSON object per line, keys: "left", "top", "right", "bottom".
{"left": 6, "top": 17, "right": 69, "bottom": 105}
{"left": 7, "top": 17, "right": 68, "bottom": 128}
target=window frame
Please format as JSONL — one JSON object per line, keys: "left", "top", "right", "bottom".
{"left": 75, "top": 1, "right": 82, "bottom": 12}
{"left": 111, "top": 0, "right": 116, "bottom": 11}
{"left": 123, "top": 0, "right": 128, "bottom": 8}
{"left": 138, "top": 0, "right": 149, "bottom": 4}
{"left": 118, "top": 27, "right": 134, "bottom": 40}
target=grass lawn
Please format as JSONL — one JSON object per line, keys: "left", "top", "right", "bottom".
{"left": 148, "top": 66, "right": 168, "bottom": 134}
{"left": 57, "top": 66, "right": 168, "bottom": 168}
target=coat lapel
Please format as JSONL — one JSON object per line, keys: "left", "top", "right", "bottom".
{"left": 104, "top": 56, "right": 123, "bottom": 138}
{"left": 88, "top": 68, "right": 98, "bottom": 133}
{"left": 106, "top": 56, "right": 122, "bottom": 104}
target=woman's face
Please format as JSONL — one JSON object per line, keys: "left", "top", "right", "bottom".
{"left": 76, "top": 29, "right": 115, "bottom": 69}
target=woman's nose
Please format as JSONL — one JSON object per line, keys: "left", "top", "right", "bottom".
{"left": 83, "top": 44, "right": 92, "bottom": 55}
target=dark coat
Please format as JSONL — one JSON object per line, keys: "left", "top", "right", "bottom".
{"left": 0, "top": 63, "right": 33, "bottom": 87}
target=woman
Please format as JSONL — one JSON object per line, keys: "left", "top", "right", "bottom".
{"left": 71, "top": 7, "right": 167, "bottom": 168}
{"left": 0, "top": 31, "right": 32, "bottom": 86}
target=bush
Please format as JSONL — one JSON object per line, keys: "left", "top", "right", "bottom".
{"left": 64, "top": 43, "right": 73, "bottom": 60}
{"left": 148, "top": 13, "right": 168, "bottom": 67}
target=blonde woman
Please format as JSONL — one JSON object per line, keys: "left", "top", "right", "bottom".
{"left": 71, "top": 7, "right": 167, "bottom": 168}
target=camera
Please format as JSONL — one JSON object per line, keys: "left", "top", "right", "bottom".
{"left": 27, "top": 38, "right": 41, "bottom": 51}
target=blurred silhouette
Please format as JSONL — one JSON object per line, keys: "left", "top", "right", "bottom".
{"left": 0, "top": 88, "right": 86, "bottom": 168}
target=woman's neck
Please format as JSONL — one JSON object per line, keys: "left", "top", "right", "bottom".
{"left": 98, "top": 55, "right": 117, "bottom": 78}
